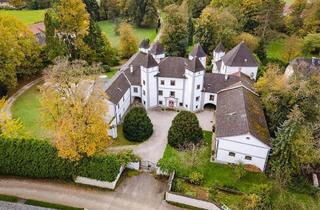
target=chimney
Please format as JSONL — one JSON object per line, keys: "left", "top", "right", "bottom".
{"left": 224, "top": 72, "right": 228, "bottom": 81}
{"left": 130, "top": 65, "right": 133, "bottom": 73}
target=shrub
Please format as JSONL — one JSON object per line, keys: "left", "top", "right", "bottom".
{"left": 188, "top": 171, "right": 204, "bottom": 185}
{"left": 123, "top": 106, "right": 153, "bottom": 142}
{"left": 0, "top": 138, "right": 136, "bottom": 182}
{"left": 172, "top": 178, "right": 186, "bottom": 193}
{"left": 168, "top": 111, "right": 203, "bottom": 149}
{"left": 234, "top": 162, "right": 247, "bottom": 180}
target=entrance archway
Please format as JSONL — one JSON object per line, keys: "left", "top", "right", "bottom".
{"left": 203, "top": 103, "right": 216, "bottom": 111}
{"left": 133, "top": 97, "right": 142, "bottom": 104}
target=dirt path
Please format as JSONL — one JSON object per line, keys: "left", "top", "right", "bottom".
{"left": 2, "top": 78, "right": 43, "bottom": 119}
{"left": 0, "top": 174, "right": 183, "bottom": 210}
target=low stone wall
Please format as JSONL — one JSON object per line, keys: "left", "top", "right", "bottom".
{"left": 166, "top": 192, "right": 220, "bottom": 210}
{"left": 127, "top": 162, "right": 140, "bottom": 170}
{"left": 75, "top": 166, "right": 125, "bottom": 190}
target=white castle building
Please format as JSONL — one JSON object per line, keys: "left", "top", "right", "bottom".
{"left": 105, "top": 40, "right": 270, "bottom": 171}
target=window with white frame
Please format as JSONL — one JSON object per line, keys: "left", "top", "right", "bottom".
{"left": 209, "top": 95, "right": 214, "bottom": 101}
{"left": 170, "top": 80, "right": 175, "bottom": 86}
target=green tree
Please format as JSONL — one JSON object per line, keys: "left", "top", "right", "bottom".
{"left": 118, "top": 22, "right": 138, "bottom": 59}
{"left": 161, "top": 4, "right": 188, "bottom": 56}
{"left": 123, "top": 106, "right": 153, "bottom": 142}
{"left": 45, "top": 0, "right": 90, "bottom": 60}
{"left": 100, "top": 0, "right": 120, "bottom": 20}
{"left": 141, "top": 0, "right": 159, "bottom": 27}
{"left": 194, "top": 6, "right": 237, "bottom": 53}
{"left": 83, "top": 0, "right": 100, "bottom": 21}
{"left": 0, "top": 14, "right": 42, "bottom": 91}
{"left": 187, "top": 16, "right": 194, "bottom": 46}
{"left": 281, "top": 36, "right": 302, "bottom": 63}
{"left": 302, "top": 33, "right": 320, "bottom": 55}
{"left": 285, "top": 0, "right": 307, "bottom": 35}
{"left": 84, "top": 19, "right": 118, "bottom": 65}
{"left": 187, "top": 0, "right": 210, "bottom": 18}
{"left": 233, "top": 32, "right": 260, "bottom": 52}
{"left": 270, "top": 107, "right": 319, "bottom": 186}
{"left": 168, "top": 111, "right": 203, "bottom": 149}
{"left": 302, "top": 0, "right": 320, "bottom": 34}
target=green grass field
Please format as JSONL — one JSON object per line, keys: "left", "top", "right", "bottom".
{"left": 98, "top": 20, "right": 157, "bottom": 48}
{"left": 1, "top": 9, "right": 46, "bottom": 24}
{"left": 11, "top": 82, "right": 47, "bottom": 139}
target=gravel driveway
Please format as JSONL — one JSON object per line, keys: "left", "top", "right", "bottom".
{"left": 111, "top": 109, "right": 215, "bottom": 164}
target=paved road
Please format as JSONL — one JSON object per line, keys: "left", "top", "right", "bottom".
{"left": 0, "top": 173, "right": 183, "bottom": 210}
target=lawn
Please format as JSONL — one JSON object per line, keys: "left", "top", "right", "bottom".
{"left": 266, "top": 39, "right": 285, "bottom": 61}
{"left": 160, "top": 131, "right": 320, "bottom": 209}
{"left": 1, "top": 9, "right": 45, "bottom": 24}
{"left": 110, "top": 125, "right": 140, "bottom": 147}
{"left": 11, "top": 82, "right": 48, "bottom": 139}
{"left": 106, "top": 67, "right": 119, "bottom": 78}
{"left": 98, "top": 20, "right": 157, "bottom": 48}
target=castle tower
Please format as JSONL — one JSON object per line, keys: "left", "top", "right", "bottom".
{"left": 183, "top": 57, "right": 206, "bottom": 112}
{"left": 140, "top": 53, "right": 159, "bottom": 108}
{"left": 150, "top": 41, "right": 165, "bottom": 63}
{"left": 189, "top": 43, "right": 207, "bottom": 67}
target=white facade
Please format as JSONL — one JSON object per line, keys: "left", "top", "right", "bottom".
{"left": 158, "top": 77, "right": 185, "bottom": 108}
{"left": 215, "top": 134, "right": 270, "bottom": 171}
{"left": 220, "top": 61, "right": 258, "bottom": 80}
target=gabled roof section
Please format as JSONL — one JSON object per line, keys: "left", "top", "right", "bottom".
{"left": 158, "top": 57, "right": 187, "bottom": 78}
{"left": 190, "top": 43, "right": 206, "bottom": 57}
{"left": 216, "top": 86, "right": 270, "bottom": 146}
{"left": 150, "top": 41, "right": 165, "bottom": 55}
{"left": 106, "top": 73, "right": 130, "bottom": 104}
{"left": 203, "top": 72, "right": 255, "bottom": 94}
{"left": 139, "top": 39, "right": 150, "bottom": 49}
{"left": 214, "top": 42, "right": 225, "bottom": 53}
{"left": 222, "top": 41, "right": 258, "bottom": 67}
{"left": 186, "top": 57, "right": 205, "bottom": 73}
{"left": 141, "top": 53, "right": 158, "bottom": 68}
{"left": 123, "top": 66, "right": 141, "bottom": 86}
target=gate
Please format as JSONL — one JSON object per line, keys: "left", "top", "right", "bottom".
{"left": 140, "top": 161, "right": 156, "bottom": 172}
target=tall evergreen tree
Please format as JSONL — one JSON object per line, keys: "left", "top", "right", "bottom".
{"left": 161, "top": 4, "right": 188, "bottom": 56}
{"left": 83, "top": 0, "right": 100, "bottom": 21}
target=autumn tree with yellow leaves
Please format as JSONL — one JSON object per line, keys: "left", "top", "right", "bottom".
{"left": 40, "top": 58, "right": 112, "bottom": 160}
{"left": 118, "top": 22, "right": 138, "bottom": 59}
{"left": 0, "top": 98, "right": 26, "bottom": 139}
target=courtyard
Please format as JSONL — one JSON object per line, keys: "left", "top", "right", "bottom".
{"left": 109, "top": 108, "right": 216, "bottom": 164}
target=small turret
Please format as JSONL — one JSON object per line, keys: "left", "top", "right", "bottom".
{"left": 189, "top": 43, "right": 207, "bottom": 67}
{"left": 150, "top": 41, "right": 165, "bottom": 63}
{"left": 139, "top": 39, "right": 150, "bottom": 53}
{"left": 213, "top": 42, "right": 225, "bottom": 62}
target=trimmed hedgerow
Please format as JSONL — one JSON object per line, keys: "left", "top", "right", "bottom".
{"left": 123, "top": 106, "right": 153, "bottom": 142}
{"left": 168, "top": 111, "right": 203, "bottom": 149}
{"left": 0, "top": 138, "right": 135, "bottom": 182}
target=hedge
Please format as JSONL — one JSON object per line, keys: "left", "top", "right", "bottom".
{"left": 0, "top": 138, "right": 134, "bottom": 182}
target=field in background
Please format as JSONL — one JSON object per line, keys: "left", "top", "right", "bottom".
{"left": 1, "top": 9, "right": 45, "bottom": 24}
{"left": 98, "top": 20, "right": 157, "bottom": 48}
